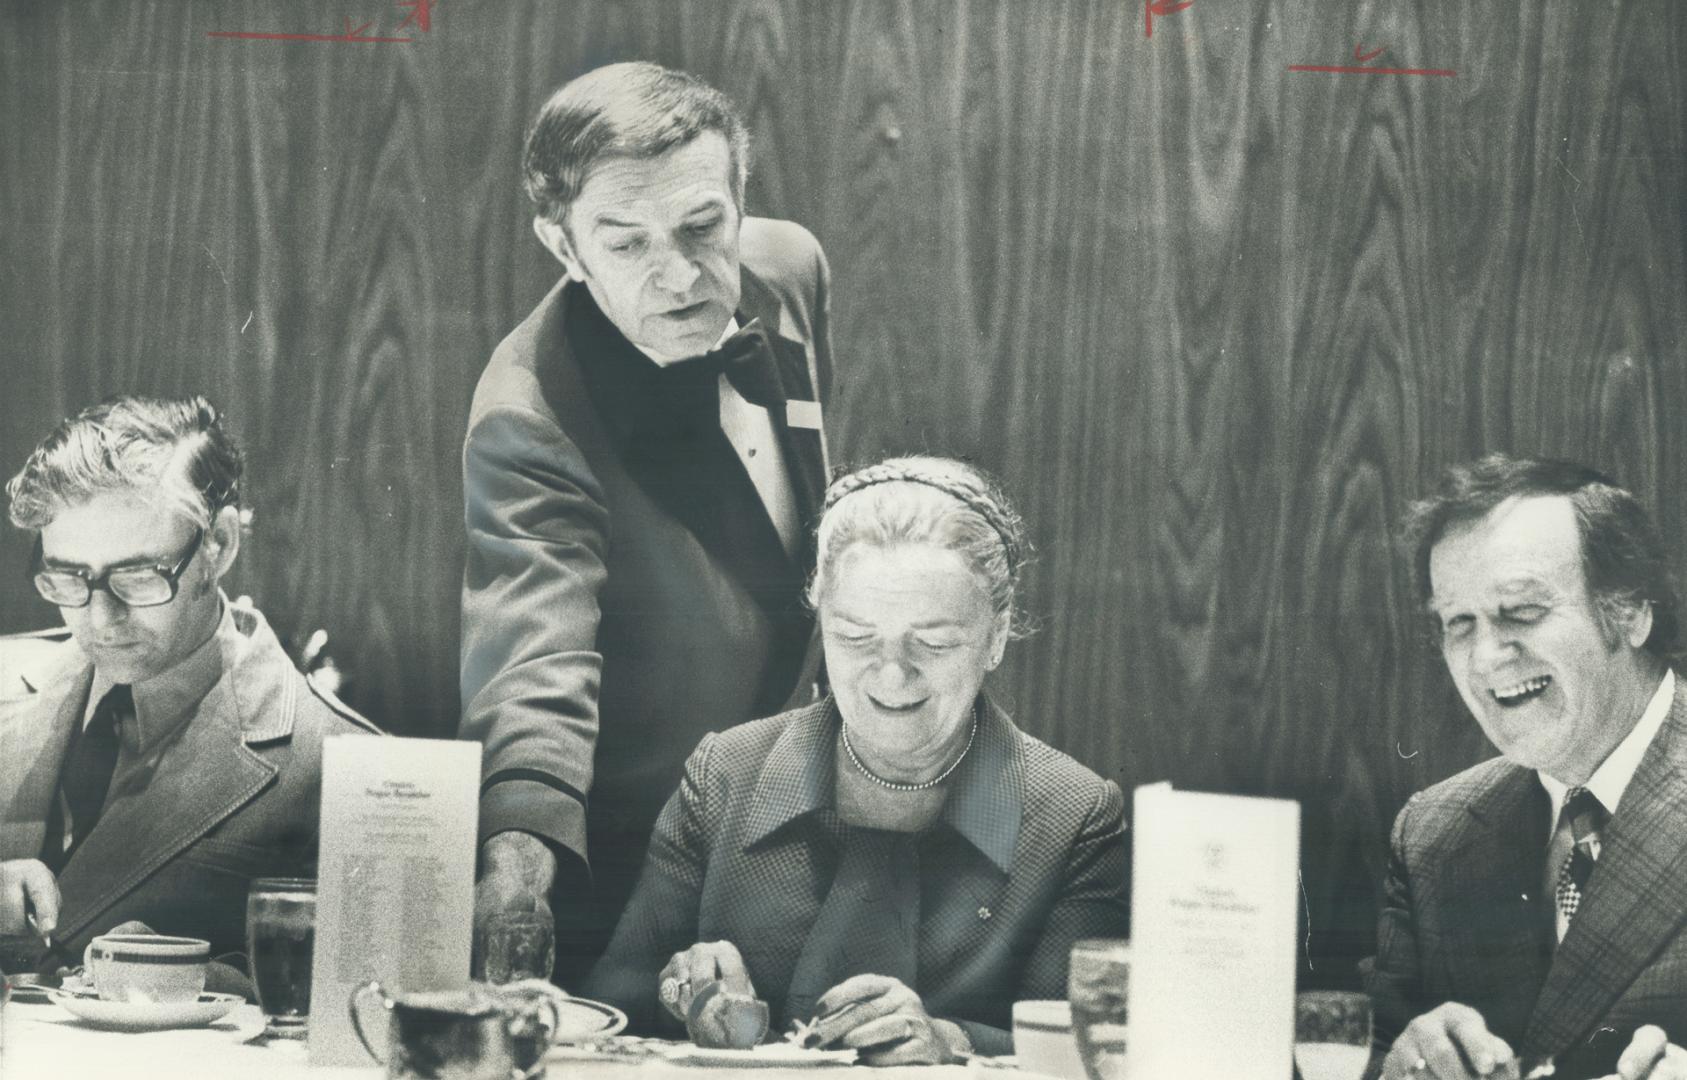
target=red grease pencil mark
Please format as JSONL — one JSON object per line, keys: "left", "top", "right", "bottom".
{"left": 1290, "top": 42, "right": 1454, "bottom": 76}
{"left": 396, "top": 0, "right": 436, "bottom": 33}
{"left": 1288, "top": 64, "right": 1456, "bottom": 76}
{"left": 1145, "top": 0, "right": 1195, "bottom": 39}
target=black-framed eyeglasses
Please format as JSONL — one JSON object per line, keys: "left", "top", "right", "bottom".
{"left": 31, "top": 528, "right": 205, "bottom": 609}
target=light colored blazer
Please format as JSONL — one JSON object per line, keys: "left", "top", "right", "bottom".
{"left": 1365, "top": 675, "right": 1687, "bottom": 1065}
{"left": 0, "top": 605, "right": 378, "bottom": 957}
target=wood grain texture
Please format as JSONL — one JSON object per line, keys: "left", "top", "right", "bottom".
{"left": 1, "top": 0, "right": 1683, "bottom": 986}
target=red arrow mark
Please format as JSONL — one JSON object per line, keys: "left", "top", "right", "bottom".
{"left": 1354, "top": 43, "right": 1386, "bottom": 63}
{"left": 1145, "top": 0, "right": 1195, "bottom": 39}
{"left": 397, "top": 0, "right": 435, "bottom": 33}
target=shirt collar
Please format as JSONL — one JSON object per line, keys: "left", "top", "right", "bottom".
{"left": 84, "top": 597, "right": 241, "bottom": 755}
{"left": 741, "top": 696, "right": 1025, "bottom": 873}
{"left": 1539, "top": 668, "right": 1675, "bottom": 821}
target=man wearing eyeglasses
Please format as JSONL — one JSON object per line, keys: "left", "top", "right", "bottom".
{"left": 0, "top": 395, "right": 378, "bottom": 966}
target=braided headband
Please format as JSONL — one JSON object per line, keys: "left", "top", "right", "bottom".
{"left": 822, "top": 464, "right": 1024, "bottom": 574}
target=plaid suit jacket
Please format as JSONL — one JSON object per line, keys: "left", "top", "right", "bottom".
{"left": 582, "top": 697, "right": 1129, "bottom": 1055}
{"left": 1365, "top": 674, "right": 1687, "bottom": 1065}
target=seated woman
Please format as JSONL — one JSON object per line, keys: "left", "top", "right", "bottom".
{"left": 584, "top": 456, "right": 1128, "bottom": 1063}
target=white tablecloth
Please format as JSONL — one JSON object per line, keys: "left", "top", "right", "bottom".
{"left": 0, "top": 1000, "right": 1032, "bottom": 1079}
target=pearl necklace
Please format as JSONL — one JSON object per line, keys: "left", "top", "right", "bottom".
{"left": 839, "top": 704, "right": 979, "bottom": 791}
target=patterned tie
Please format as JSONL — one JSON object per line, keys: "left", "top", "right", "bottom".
{"left": 42, "top": 684, "right": 130, "bottom": 872}
{"left": 1554, "top": 786, "right": 1608, "bottom": 923}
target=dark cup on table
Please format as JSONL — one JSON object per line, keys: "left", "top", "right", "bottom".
{"left": 246, "top": 877, "right": 316, "bottom": 1039}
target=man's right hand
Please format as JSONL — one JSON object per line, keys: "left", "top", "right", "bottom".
{"left": 1383, "top": 1003, "right": 1519, "bottom": 1080}
{"left": 474, "top": 831, "right": 558, "bottom": 979}
{"left": 0, "top": 859, "right": 60, "bottom": 938}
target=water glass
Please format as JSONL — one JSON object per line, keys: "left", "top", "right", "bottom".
{"left": 246, "top": 877, "right": 317, "bottom": 1039}
{"left": 1294, "top": 990, "right": 1372, "bottom": 1080}
{"left": 1067, "top": 938, "right": 1129, "bottom": 1080}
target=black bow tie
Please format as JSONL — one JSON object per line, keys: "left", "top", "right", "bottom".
{"left": 668, "top": 319, "right": 785, "bottom": 410}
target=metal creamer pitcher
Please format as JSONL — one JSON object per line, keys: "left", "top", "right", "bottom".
{"left": 349, "top": 979, "right": 565, "bottom": 1079}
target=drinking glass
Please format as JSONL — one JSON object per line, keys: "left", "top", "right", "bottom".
{"left": 1294, "top": 990, "right": 1372, "bottom": 1080}
{"left": 1067, "top": 938, "right": 1129, "bottom": 1080}
{"left": 480, "top": 910, "right": 556, "bottom": 985}
{"left": 246, "top": 877, "right": 317, "bottom": 1040}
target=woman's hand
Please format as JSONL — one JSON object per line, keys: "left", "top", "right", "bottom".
{"left": 657, "top": 940, "right": 754, "bottom": 1023}
{"left": 810, "top": 974, "right": 971, "bottom": 1066}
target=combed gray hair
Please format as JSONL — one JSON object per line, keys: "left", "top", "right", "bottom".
{"left": 523, "top": 61, "right": 751, "bottom": 226}
{"left": 808, "top": 456, "right": 1030, "bottom": 633}
{"left": 6, "top": 395, "right": 242, "bottom": 531}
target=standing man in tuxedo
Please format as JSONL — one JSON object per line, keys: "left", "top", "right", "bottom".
{"left": 1366, "top": 454, "right": 1687, "bottom": 1080}
{"left": 460, "top": 61, "right": 835, "bottom": 986}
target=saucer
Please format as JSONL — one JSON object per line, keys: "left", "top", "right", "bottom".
{"left": 48, "top": 988, "right": 243, "bottom": 1032}
{"left": 553, "top": 995, "right": 628, "bottom": 1043}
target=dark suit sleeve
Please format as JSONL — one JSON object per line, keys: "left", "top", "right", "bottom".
{"left": 459, "top": 400, "right": 609, "bottom": 867}
{"left": 963, "top": 778, "right": 1129, "bottom": 1057}
{"left": 1363, "top": 792, "right": 1427, "bottom": 1068}
{"left": 582, "top": 733, "right": 718, "bottom": 1034}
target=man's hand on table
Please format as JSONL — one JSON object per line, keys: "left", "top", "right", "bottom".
{"left": 1383, "top": 1003, "right": 1518, "bottom": 1080}
{"left": 0, "top": 859, "right": 59, "bottom": 938}
{"left": 1607, "top": 1026, "right": 1687, "bottom": 1080}
{"left": 474, "top": 831, "right": 557, "bottom": 980}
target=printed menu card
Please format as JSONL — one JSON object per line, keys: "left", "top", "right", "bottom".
{"left": 1129, "top": 782, "right": 1300, "bottom": 1079}
{"left": 309, "top": 735, "right": 480, "bottom": 1066}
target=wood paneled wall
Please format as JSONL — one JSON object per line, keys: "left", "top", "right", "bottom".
{"left": 3, "top": 0, "right": 1684, "bottom": 984}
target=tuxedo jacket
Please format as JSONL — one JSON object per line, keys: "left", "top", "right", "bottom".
{"left": 1365, "top": 675, "right": 1687, "bottom": 1065}
{"left": 458, "top": 217, "right": 834, "bottom": 975}
{"left": 0, "top": 605, "right": 378, "bottom": 958}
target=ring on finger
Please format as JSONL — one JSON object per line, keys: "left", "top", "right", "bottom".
{"left": 1412, "top": 1058, "right": 1428, "bottom": 1073}
{"left": 660, "top": 976, "right": 689, "bottom": 1006}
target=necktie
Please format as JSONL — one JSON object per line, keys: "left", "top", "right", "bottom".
{"left": 1554, "top": 786, "right": 1608, "bottom": 924}
{"left": 670, "top": 320, "right": 785, "bottom": 410}
{"left": 43, "top": 684, "right": 130, "bottom": 872}
{"left": 782, "top": 828, "right": 921, "bottom": 1026}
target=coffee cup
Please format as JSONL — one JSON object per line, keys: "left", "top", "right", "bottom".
{"left": 1013, "top": 1000, "right": 1087, "bottom": 1080}
{"left": 83, "top": 934, "right": 209, "bottom": 1004}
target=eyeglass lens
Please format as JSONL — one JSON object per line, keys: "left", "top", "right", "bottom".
{"left": 33, "top": 568, "right": 177, "bottom": 608}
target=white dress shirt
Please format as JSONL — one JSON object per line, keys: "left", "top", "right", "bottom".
{"left": 1538, "top": 668, "right": 1675, "bottom": 941}
{"left": 646, "top": 318, "right": 800, "bottom": 558}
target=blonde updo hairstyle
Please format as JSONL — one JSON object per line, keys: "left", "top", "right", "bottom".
{"left": 807, "top": 456, "right": 1030, "bottom": 637}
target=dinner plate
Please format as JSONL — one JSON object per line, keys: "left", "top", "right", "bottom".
{"left": 553, "top": 994, "right": 629, "bottom": 1043}
{"left": 47, "top": 988, "right": 243, "bottom": 1032}
{"left": 662, "top": 1043, "right": 857, "bottom": 1068}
